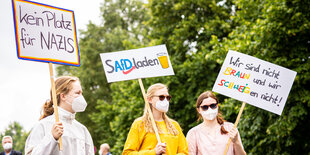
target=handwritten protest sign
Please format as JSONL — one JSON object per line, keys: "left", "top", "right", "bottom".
{"left": 100, "top": 45, "right": 175, "bottom": 83}
{"left": 213, "top": 50, "right": 296, "bottom": 115}
{"left": 12, "top": 0, "right": 80, "bottom": 66}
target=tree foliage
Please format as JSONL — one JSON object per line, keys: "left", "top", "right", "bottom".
{"left": 209, "top": 0, "right": 310, "bottom": 154}
{"left": 56, "top": 0, "right": 310, "bottom": 154}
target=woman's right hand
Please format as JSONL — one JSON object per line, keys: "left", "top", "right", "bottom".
{"left": 155, "top": 142, "right": 166, "bottom": 155}
{"left": 51, "top": 122, "right": 63, "bottom": 140}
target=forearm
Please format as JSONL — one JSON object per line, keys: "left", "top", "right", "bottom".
{"left": 233, "top": 140, "right": 246, "bottom": 155}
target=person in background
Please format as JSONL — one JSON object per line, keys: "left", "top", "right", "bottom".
{"left": 25, "top": 76, "right": 94, "bottom": 155}
{"left": 122, "top": 83, "right": 188, "bottom": 155}
{"left": 99, "top": 143, "right": 111, "bottom": 155}
{"left": 0, "top": 136, "right": 22, "bottom": 155}
{"left": 186, "top": 91, "right": 246, "bottom": 155}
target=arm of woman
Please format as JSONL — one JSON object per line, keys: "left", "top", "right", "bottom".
{"left": 83, "top": 126, "right": 95, "bottom": 155}
{"left": 122, "top": 120, "right": 156, "bottom": 155}
{"left": 228, "top": 127, "right": 246, "bottom": 155}
{"left": 25, "top": 122, "right": 61, "bottom": 155}
{"left": 175, "top": 122, "right": 189, "bottom": 155}
{"left": 186, "top": 128, "right": 197, "bottom": 155}
{"left": 176, "top": 132, "right": 189, "bottom": 155}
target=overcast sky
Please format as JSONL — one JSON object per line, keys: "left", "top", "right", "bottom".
{"left": 0, "top": 0, "right": 102, "bottom": 132}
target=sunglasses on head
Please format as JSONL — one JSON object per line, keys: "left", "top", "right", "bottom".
{"left": 200, "top": 103, "right": 218, "bottom": 111}
{"left": 153, "top": 95, "right": 172, "bottom": 101}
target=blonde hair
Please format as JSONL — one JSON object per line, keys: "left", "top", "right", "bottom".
{"left": 40, "top": 76, "right": 79, "bottom": 120}
{"left": 139, "top": 83, "right": 179, "bottom": 136}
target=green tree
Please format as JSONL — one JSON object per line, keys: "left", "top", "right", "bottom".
{"left": 209, "top": 0, "right": 310, "bottom": 154}
{"left": 56, "top": 0, "right": 310, "bottom": 154}
{"left": 0, "top": 122, "right": 29, "bottom": 154}
{"left": 147, "top": 0, "right": 235, "bottom": 132}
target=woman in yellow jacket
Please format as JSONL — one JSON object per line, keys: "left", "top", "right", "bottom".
{"left": 122, "top": 83, "right": 188, "bottom": 155}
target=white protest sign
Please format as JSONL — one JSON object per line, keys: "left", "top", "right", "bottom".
{"left": 100, "top": 45, "right": 175, "bottom": 83}
{"left": 213, "top": 50, "right": 296, "bottom": 115}
{"left": 12, "top": 0, "right": 80, "bottom": 66}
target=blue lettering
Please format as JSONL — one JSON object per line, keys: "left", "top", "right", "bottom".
{"left": 115, "top": 61, "right": 123, "bottom": 72}
{"left": 123, "top": 59, "right": 132, "bottom": 70}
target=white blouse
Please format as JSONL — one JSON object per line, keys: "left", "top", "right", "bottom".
{"left": 25, "top": 107, "right": 94, "bottom": 155}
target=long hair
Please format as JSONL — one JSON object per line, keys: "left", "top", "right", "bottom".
{"left": 196, "top": 91, "right": 228, "bottom": 134}
{"left": 139, "top": 83, "right": 179, "bottom": 136}
{"left": 39, "top": 76, "right": 79, "bottom": 120}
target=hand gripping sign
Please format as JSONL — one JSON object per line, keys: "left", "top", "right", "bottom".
{"left": 212, "top": 50, "right": 297, "bottom": 154}
{"left": 100, "top": 45, "right": 175, "bottom": 143}
{"left": 12, "top": 0, "right": 81, "bottom": 150}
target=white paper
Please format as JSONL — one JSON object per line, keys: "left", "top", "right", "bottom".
{"left": 100, "top": 45, "right": 175, "bottom": 83}
{"left": 213, "top": 50, "right": 296, "bottom": 115}
{"left": 12, "top": 0, "right": 80, "bottom": 66}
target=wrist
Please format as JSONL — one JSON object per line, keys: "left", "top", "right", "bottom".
{"left": 233, "top": 139, "right": 241, "bottom": 146}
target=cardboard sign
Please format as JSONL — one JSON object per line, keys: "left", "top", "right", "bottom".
{"left": 100, "top": 45, "right": 175, "bottom": 83}
{"left": 12, "top": 0, "right": 80, "bottom": 66}
{"left": 213, "top": 50, "right": 296, "bottom": 115}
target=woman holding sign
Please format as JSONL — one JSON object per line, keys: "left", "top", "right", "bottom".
{"left": 122, "top": 83, "right": 188, "bottom": 155}
{"left": 186, "top": 91, "right": 246, "bottom": 155}
{"left": 25, "top": 76, "right": 94, "bottom": 155}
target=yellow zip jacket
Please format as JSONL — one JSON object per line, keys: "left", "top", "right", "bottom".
{"left": 122, "top": 118, "right": 189, "bottom": 155}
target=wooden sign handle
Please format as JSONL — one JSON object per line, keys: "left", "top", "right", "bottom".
{"left": 223, "top": 102, "right": 246, "bottom": 155}
{"left": 49, "top": 63, "right": 63, "bottom": 151}
{"left": 138, "top": 78, "right": 162, "bottom": 143}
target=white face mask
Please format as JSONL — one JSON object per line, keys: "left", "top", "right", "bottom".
{"left": 155, "top": 99, "right": 169, "bottom": 113}
{"left": 66, "top": 95, "right": 88, "bottom": 112}
{"left": 201, "top": 107, "right": 218, "bottom": 120}
{"left": 3, "top": 142, "right": 12, "bottom": 150}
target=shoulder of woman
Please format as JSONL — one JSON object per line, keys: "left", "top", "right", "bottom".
{"left": 134, "top": 117, "right": 143, "bottom": 124}
{"left": 28, "top": 119, "right": 52, "bottom": 135}
{"left": 187, "top": 123, "right": 204, "bottom": 134}
{"left": 171, "top": 119, "right": 181, "bottom": 128}
{"left": 73, "top": 120, "right": 87, "bottom": 128}
{"left": 40, "top": 115, "right": 54, "bottom": 122}
{"left": 224, "top": 121, "right": 234, "bottom": 126}
{"left": 223, "top": 122, "right": 234, "bottom": 130}
{"left": 131, "top": 117, "right": 144, "bottom": 128}
{"left": 35, "top": 115, "right": 54, "bottom": 127}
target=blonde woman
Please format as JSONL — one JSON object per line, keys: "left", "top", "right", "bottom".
{"left": 25, "top": 76, "right": 94, "bottom": 155}
{"left": 186, "top": 91, "right": 246, "bottom": 155}
{"left": 122, "top": 83, "right": 188, "bottom": 155}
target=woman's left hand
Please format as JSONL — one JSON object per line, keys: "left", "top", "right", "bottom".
{"left": 228, "top": 127, "right": 238, "bottom": 143}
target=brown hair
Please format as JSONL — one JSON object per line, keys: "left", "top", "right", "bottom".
{"left": 139, "top": 83, "right": 179, "bottom": 135}
{"left": 40, "top": 76, "right": 79, "bottom": 120}
{"left": 196, "top": 91, "right": 228, "bottom": 134}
